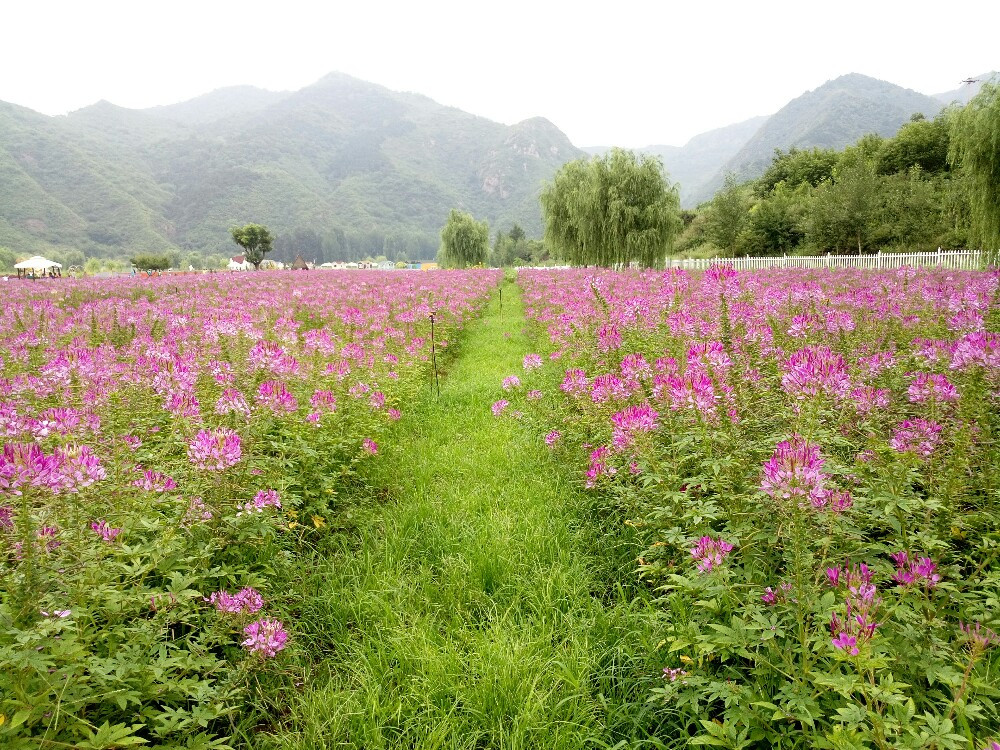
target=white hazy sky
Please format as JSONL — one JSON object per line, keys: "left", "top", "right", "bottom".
{"left": 2, "top": 0, "right": 997, "bottom": 147}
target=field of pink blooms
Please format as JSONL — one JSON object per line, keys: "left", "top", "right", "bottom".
{"left": 510, "top": 266, "right": 1000, "bottom": 748}
{"left": 0, "top": 270, "right": 500, "bottom": 748}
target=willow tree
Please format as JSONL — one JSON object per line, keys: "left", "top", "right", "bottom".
{"left": 949, "top": 82, "right": 1000, "bottom": 250}
{"left": 540, "top": 148, "right": 681, "bottom": 268}
{"left": 438, "top": 209, "right": 489, "bottom": 268}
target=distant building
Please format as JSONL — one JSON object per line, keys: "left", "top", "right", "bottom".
{"left": 228, "top": 255, "right": 251, "bottom": 271}
{"left": 420, "top": 262, "right": 439, "bottom": 271}
{"left": 291, "top": 254, "right": 310, "bottom": 270}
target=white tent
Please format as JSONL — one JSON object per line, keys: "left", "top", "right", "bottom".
{"left": 14, "top": 256, "right": 62, "bottom": 278}
{"left": 14, "top": 255, "right": 62, "bottom": 270}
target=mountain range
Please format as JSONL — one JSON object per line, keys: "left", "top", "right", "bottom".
{"left": 0, "top": 71, "right": 994, "bottom": 262}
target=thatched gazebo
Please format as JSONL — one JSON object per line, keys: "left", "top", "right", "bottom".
{"left": 291, "top": 254, "right": 309, "bottom": 271}
{"left": 14, "top": 256, "right": 62, "bottom": 279}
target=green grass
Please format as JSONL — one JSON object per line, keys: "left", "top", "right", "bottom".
{"left": 242, "top": 282, "right": 669, "bottom": 749}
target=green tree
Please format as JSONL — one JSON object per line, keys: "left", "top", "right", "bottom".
{"left": 807, "top": 159, "right": 883, "bottom": 254}
{"left": 0, "top": 246, "right": 15, "bottom": 272}
{"left": 438, "top": 210, "right": 489, "bottom": 268}
{"left": 540, "top": 148, "right": 681, "bottom": 268}
{"left": 742, "top": 182, "right": 808, "bottom": 255}
{"left": 705, "top": 174, "right": 751, "bottom": 254}
{"left": 876, "top": 113, "right": 950, "bottom": 175}
{"left": 757, "top": 147, "right": 838, "bottom": 196}
{"left": 949, "top": 82, "right": 1000, "bottom": 249}
{"left": 130, "top": 253, "right": 171, "bottom": 273}
{"left": 230, "top": 224, "right": 274, "bottom": 270}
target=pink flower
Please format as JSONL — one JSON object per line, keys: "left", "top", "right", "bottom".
{"left": 91, "top": 520, "right": 121, "bottom": 542}
{"left": 610, "top": 403, "right": 658, "bottom": 451}
{"left": 243, "top": 489, "right": 281, "bottom": 513}
{"left": 256, "top": 381, "right": 298, "bottom": 413}
{"left": 527, "top": 390, "right": 543, "bottom": 401}
{"left": 209, "top": 586, "right": 264, "bottom": 614}
{"left": 544, "top": 430, "right": 561, "bottom": 447}
{"left": 362, "top": 438, "right": 378, "bottom": 455}
{"left": 907, "top": 373, "right": 959, "bottom": 404}
{"left": 890, "top": 419, "right": 942, "bottom": 457}
{"left": 781, "top": 346, "right": 851, "bottom": 401}
{"left": 491, "top": 399, "right": 510, "bottom": 417}
{"left": 182, "top": 496, "right": 213, "bottom": 526}
{"left": 132, "top": 469, "right": 177, "bottom": 493}
{"left": 242, "top": 618, "right": 289, "bottom": 657}
{"left": 891, "top": 551, "right": 941, "bottom": 589}
{"left": 585, "top": 446, "right": 617, "bottom": 487}
{"left": 760, "top": 436, "right": 828, "bottom": 505}
{"left": 523, "top": 354, "right": 543, "bottom": 370}
{"left": 831, "top": 632, "right": 859, "bottom": 656}
{"left": 690, "top": 536, "right": 734, "bottom": 573}
{"left": 215, "top": 389, "right": 251, "bottom": 418}
{"left": 502, "top": 376, "right": 521, "bottom": 390}
{"left": 560, "top": 368, "right": 589, "bottom": 396}
{"left": 187, "top": 427, "right": 242, "bottom": 471}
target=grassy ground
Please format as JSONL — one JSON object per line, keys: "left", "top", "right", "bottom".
{"left": 246, "top": 281, "right": 668, "bottom": 749}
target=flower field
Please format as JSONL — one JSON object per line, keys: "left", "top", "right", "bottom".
{"left": 511, "top": 266, "right": 1000, "bottom": 748}
{"left": 0, "top": 270, "right": 500, "bottom": 748}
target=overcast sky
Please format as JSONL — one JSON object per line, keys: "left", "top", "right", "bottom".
{"left": 2, "top": 0, "right": 997, "bottom": 147}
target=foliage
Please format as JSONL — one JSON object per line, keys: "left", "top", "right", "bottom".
{"left": 515, "top": 266, "right": 1000, "bottom": 749}
{"left": 705, "top": 174, "right": 752, "bottom": 253}
{"left": 439, "top": 209, "right": 489, "bottom": 268}
{"left": 130, "top": 252, "right": 171, "bottom": 272}
{"left": 230, "top": 224, "right": 274, "bottom": 270}
{"left": 0, "top": 271, "right": 500, "bottom": 747}
{"left": 541, "top": 148, "right": 682, "bottom": 268}
{"left": 950, "top": 83, "right": 1000, "bottom": 250}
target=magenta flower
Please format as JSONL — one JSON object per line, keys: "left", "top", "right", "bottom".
{"left": 243, "top": 489, "right": 281, "bottom": 513}
{"left": 387, "top": 408, "right": 401, "bottom": 421}
{"left": 132, "top": 469, "right": 177, "bottom": 493}
{"left": 760, "top": 436, "right": 828, "bottom": 505}
{"left": 544, "top": 430, "right": 561, "bottom": 447}
{"left": 781, "top": 346, "right": 851, "bottom": 401}
{"left": 527, "top": 389, "right": 543, "bottom": 401}
{"left": 585, "top": 446, "right": 617, "bottom": 487}
{"left": 187, "top": 427, "right": 242, "bottom": 471}
{"left": 522, "top": 353, "right": 543, "bottom": 370}
{"left": 590, "top": 373, "right": 632, "bottom": 404}
{"left": 362, "top": 438, "right": 378, "bottom": 455}
{"left": 182, "top": 496, "right": 213, "bottom": 526}
{"left": 831, "top": 632, "right": 859, "bottom": 656}
{"left": 690, "top": 536, "right": 734, "bottom": 573}
{"left": 215, "top": 389, "right": 251, "bottom": 418}
{"left": 662, "top": 667, "right": 688, "bottom": 682}
{"left": 491, "top": 399, "right": 510, "bottom": 417}
{"left": 959, "top": 622, "right": 998, "bottom": 651}
{"left": 891, "top": 551, "right": 941, "bottom": 589}
{"left": 560, "top": 368, "right": 589, "bottom": 396}
{"left": 847, "top": 386, "right": 890, "bottom": 416}
{"left": 889, "top": 419, "right": 943, "bottom": 457}
{"left": 610, "top": 403, "right": 658, "bottom": 451}
{"left": 91, "top": 520, "right": 122, "bottom": 542}
{"left": 907, "top": 372, "right": 959, "bottom": 404}
{"left": 241, "top": 618, "right": 289, "bottom": 657}
{"left": 256, "top": 381, "right": 298, "bottom": 413}
{"left": 0, "top": 503, "right": 12, "bottom": 529}
{"left": 502, "top": 376, "right": 521, "bottom": 390}
{"left": 209, "top": 586, "right": 264, "bottom": 614}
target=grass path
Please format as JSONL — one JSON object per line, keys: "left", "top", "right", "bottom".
{"left": 254, "top": 281, "right": 666, "bottom": 749}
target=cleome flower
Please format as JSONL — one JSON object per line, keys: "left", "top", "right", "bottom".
{"left": 187, "top": 427, "right": 242, "bottom": 471}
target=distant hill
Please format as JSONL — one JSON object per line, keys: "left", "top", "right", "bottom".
{"left": 1, "top": 69, "right": 995, "bottom": 262}
{"left": 1, "top": 73, "right": 585, "bottom": 261}
{"left": 584, "top": 116, "right": 768, "bottom": 208}
{"left": 690, "top": 74, "right": 946, "bottom": 204}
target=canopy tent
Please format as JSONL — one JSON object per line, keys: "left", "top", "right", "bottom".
{"left": 13, "top": 256, "right": 62, "bottom": 278}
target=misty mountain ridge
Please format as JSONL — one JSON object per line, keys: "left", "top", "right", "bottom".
{"left": 0, "top": 69, "right": 995, "bottom": 261}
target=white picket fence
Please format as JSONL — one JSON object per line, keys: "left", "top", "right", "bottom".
{"left": 665, "top": 249, "right": 990, "bottom": 272}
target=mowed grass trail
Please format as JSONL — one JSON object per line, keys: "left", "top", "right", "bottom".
{"left": 251, "top": 282, "right": 667, "bottom": 749}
